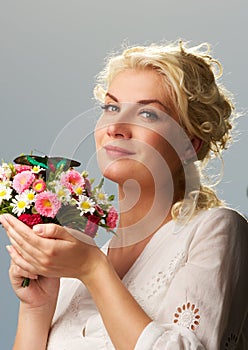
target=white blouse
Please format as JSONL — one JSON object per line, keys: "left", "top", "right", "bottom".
{"left": 47, "top": 207, "right": 248, "bottom": 349}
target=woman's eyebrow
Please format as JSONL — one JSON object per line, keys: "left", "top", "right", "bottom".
{"left": 105, "top": 92, "right": 118, "bottom": 102}
{"left": 137, "top": 99, "right": 171, "bottom": 114}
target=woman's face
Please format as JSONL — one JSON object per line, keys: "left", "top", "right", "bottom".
{"left": 95, "top": 69, "right": 192, "bottom": 189}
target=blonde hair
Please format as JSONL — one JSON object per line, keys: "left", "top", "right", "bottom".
{"left": 94, "top": 40, "right": 237, "bottom": 218}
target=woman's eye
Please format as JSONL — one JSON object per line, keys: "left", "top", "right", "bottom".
{"left": 139, "top": 110, "right": 159, "bottom": 121}
{"left": 101, "top": 104, "right": 120, "bottom": 113}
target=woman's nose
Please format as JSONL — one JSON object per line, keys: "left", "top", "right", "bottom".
{"left": 107, "top": 122, "right": 132, "bottom": 139}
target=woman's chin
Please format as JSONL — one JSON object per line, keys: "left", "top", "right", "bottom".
{"left": 101, "top": 165, "right": 133, "bottom": 185}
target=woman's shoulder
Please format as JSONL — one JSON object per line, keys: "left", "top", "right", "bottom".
{"left": 187, "top": 206, "right": 248, "bottom": 247}
{"left": 192, "top": 206, "right": 247, "bottom": 228}
{"left": 174, "top": 206, "right": 247, "bottom": 236}
{"left": 183, "top": 207, "right": 248, "bottom": 269}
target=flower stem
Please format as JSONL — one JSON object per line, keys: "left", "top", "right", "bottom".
{"left": 21, "top": 277, "right": 30, "bottom": 288}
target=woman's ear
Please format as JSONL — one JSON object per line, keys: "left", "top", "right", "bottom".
{"left": 183, "top": 136, "right": 203, "bottom": 162}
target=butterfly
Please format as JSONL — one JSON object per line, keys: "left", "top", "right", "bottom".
{"left": 14, "top": 154, "right": 81, "bottom": 171}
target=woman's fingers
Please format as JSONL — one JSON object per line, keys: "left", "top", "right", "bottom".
{"left": 1, "top": 216, "right": 60, "bottom": 275}
{"left": 1, "top": 215, "right": 75, "bottom": 277}
{"left": 1, "top": 213, "right": 101, "bottom": 280}
{"left": 6, "top": 245, "right": 39, "bottom": 277}
{"left": 33, "top": 223, "right": 76, "bottom": 242}
{"left": 1, "top": 215, "right": 43, "bottom": 263}
{"left": 10, "top": 263, "right": 38, "bottom": 281}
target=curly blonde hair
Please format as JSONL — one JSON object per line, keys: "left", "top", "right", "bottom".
{"left": 94, "top": 40, "right": 237, "bottom": 218}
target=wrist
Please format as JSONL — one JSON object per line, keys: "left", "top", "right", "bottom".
{"left": 20, "top": 300, "right": 54, "bottom": 313}
{"left": 19, "top": 300, "right": 55, "bottom": 325}
{"left": 80, "top": 251, "right": 111, "bottom": 289}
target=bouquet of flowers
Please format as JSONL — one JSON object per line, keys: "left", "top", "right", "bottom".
{"left": 0, "top": 154, "right": 118, "bottom": 286}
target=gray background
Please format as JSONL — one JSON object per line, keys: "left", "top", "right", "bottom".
{"left": 0, "top": 0, "right": 247, "bottom": 348}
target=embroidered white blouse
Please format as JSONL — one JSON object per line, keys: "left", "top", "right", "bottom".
{"left": 47, "top": 207, "right": 248, "bottom": 350}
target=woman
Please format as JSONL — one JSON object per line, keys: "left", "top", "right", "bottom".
{"left": 1, "top": 40, "right": 247, "bottom": 349}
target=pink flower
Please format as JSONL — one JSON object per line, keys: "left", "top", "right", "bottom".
{"left": 33, "top": 179, "right": 46, "bottom": 193}
{"left": 60, "top": 170, "right": 85, "bottom": 193}
{"left": 106, "top": 206, "right": 118, "bottom": 229}
{"left": 35, "top": 191, "right": 61, "bottom": 218}
{"left": 18, "top": 213, "right": 43, "bottom": 227}
{"left": 84, "top": 214, "right": 101, "bottom": 238}
{"left": 14, "top": 165, "right": 32, "bottom": 173}
{"left": 13, "top": 171, "right": 36, "bottom": 194}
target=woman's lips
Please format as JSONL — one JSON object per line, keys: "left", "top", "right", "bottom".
{"left": 104, "top": 145, "right": 136, "bottom": 157}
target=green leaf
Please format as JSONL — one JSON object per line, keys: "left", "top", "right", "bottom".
{"left": 97, "top": 178, "right": 104, "bottom": 189}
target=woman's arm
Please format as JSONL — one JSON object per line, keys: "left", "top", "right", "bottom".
{"left": 13, "top": 303, "right": 53, "bottom": 350}
{"left": 8, "top": 253, "right": 60, "bottom": 350}
{"left": 132, "top": 208, "right": 248, "bottom": 350}
{"left": 1, "top": 218, "right": 60, "bottom": 350}
{"left": 83, "top": 253, "right": 152, "bottom": 350}
{"left": 2, "top": 214, "right": 152, "bottom": 350}
{"left": 79, "top": 208, "right": 248, "bottom": 350}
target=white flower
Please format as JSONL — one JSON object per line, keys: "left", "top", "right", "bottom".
{"left": 94, "top": 188, "right": 108, "bottom": 204}
{"left": 31, "top": 165, "right": 43, "bottom": 174}
{"left": 0, "top": 183, "right": 12, "bottom": 204}
{"left": 22, "top": 189, "right": 36, "bottom": 204}
{"left": 73, "top": 184, "right": 85, "bottom": 196}
{"left": 54, "top": 184, "right": 71, "bottom": 204}
{"left": 77, "top": 195, "right": 95, "bottom": 215}
{"left": 0, "top": 163, "right": 12, "bottom": 180}
{"left": 11, "top": 194, "right": 31, "bottom": 216}
{"left": 47, "top": 180, "right": 58, "bottom": 192}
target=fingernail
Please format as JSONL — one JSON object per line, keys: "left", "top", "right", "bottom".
{"left": 0, "top": 214, "right": 6, "bottom": 222}
{"left": 33, "top": 225, "right": 43, "bottom": 235}
{"left": 6, "top": 245, "right": 12, "bottom": 253}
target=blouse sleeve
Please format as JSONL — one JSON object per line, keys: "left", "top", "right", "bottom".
{"left": 134, "top": 208, "right": 248, "bottom": 350}
{"left": 135, "top": 321, "right": 205, "bottom": 349}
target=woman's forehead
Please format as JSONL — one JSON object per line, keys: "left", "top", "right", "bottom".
{"left": 107, "top": 69, "right": 178, "bottom": 119}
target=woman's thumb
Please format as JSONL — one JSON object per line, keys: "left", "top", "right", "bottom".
{"left": 33, "top": 223, "right": 69, "bottom": 240}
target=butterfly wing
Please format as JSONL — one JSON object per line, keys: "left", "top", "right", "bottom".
{"left": 14, "top": 155, "right": 81, "bottom": 169}
{"left": 47, "top": 157, "right": 81, "bottom": 169}
{"left": 14, "top": 155, "right": 48, "bottom": 167}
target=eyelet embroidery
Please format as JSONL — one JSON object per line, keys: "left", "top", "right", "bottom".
{"left": 141, "top": 251, "right": 186, "bottom": 299}
{"left": 124, "top": 251, "right": 186, "bottom": 317}
{"left": 173, "top": 302, "right": 200, "bottom": 331}
{"left": 124, "top": 251, "right": 187, "bottom": 318}
{"left": 224, "top": 332, "right": 238, "bottom": 350}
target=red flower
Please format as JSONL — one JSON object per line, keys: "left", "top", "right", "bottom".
{"left": 84, "top": 214, "right": 101, "bottom": 238}
{"left": 14, "top": 165, "right": 32, "bottom": 173}
{"left": 18, "top": 213, "right": 43, "bottom": 228}
{"left": 106, "top": 206, "right": 118, "bottom": 229}
{"left": 33, "top": 179, "right": 46, "bottom": 193}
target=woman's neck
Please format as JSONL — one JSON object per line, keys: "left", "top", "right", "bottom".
{"left": 110, "top": 180, "right": 174, "bottom": 247}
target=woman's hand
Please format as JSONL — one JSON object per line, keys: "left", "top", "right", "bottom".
{"left": 0, "top": 214, "right": 105, "bottom": 285}
{"left": 7, "top": 246, "right": 60, "bottom": 310}
{"left": 1, "top": 214, "right": 153, "bottom": 350}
